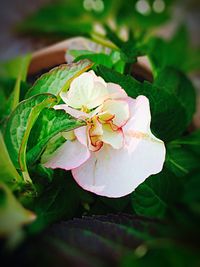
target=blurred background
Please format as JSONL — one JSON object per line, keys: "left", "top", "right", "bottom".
{"left": 0, "top": 0, "right": 199, "bottom": 61}
{"left": 1, "top": 0, "right": 199, "bottom": 126}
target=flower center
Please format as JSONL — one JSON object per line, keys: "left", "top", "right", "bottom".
{"left": 86, "top": 115, "right": 103, "bottom": 151}
{"left": 86, "top": 110, "right": 121, "bottom": 152}
{"left": 81, "top": 105, "right": 90, "bottom": 113}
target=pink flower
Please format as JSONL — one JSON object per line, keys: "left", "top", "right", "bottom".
{"left": 43, "top": 71, "right": 165, "bottom": 197}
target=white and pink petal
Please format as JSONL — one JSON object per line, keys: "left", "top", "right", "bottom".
{"left": 107, "top": 82, "right": 128, "bottom": 99}
{"left": 101, "top": 99, "right": 130, "bottom": 127}
{"left": 72, "top": 134, "right": 165, "bottom": 198}
{"left": 43, "top": 139, "right": 90, "bottom": 170}
{"left": 54, "top": 104, "right": 88, "bottom": 119}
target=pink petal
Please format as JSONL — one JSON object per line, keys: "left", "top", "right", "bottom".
{"left": 43, "top": 139, "right": 90, "bottom": 170}
{"left": 74, "top": 126, "right": 88, "bottom": 146}
{"left": 107, "top": 83, "right": 128, "bottom": 99}
{"left": 123, "top": 96, "right": 151, "bottom": 134}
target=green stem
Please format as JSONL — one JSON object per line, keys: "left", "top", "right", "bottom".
{"left": 90, "top": 32, "right": 119, "bottom": 51}
{"left": 124, "top": 62, "right": 133, "bottom": 75}
{"left": 22, "top": 171, "right": 32, "bottom": 185}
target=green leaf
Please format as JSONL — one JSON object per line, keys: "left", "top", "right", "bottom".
{"left": 12, "top": 213, "right": 160, "bottom": 266}
{"left": 148, "top": 25, "right": 200, "bottom": 73}
{"left": 0, "top": 78, "right": 15, "bottom": 124}
{"left": 97, "top": 65, "right": 188, "bottom": 141}
{"left": 26, "top": 59, "right": 93, "bottom": 98}
{"left": 74, "top": 53, "right": 113, "bottom": 68}
{"left": 170, "top": 130, "right": 200, "bottom": 156}
{"left": 132, "top": 185, "right": 166, "bottom": 219}
{"left": 28, "top": 172, "right": 85, "bottom": 233}
{"left": 122, "top": 240, "right": 199, "bottom": 267}
{"left": 0, "top": 55, "right": 31, "bottom": 123}
{"left": 17, "top": 0, "right": 116, "bottom": 37}
{"left": 0, "top": 79, "right": 30, "bottom": 129}
{"left": 71, "top": 49, "right": 125, "bottom": 72}
{"left": 17, "top": 1, "right": 92, "bottom": 37}
{"left": 68, "top": 49, "right": 94, "bottom": 58}
{"left": 27, "top": 108, "right": 86, "bottom": 165}
{"left": 166, "top": 144, "right": 200, "bottom": 177}
{"left": 9, "top": 54, "right": 32, "bottom": 111}
{"left": 0, "top": 54, "right": 31, "bottom": 81}
{"left": 104, "top": 24, "right": 124, "bottom": 48}
{"left": 39, "top": 134, "right": 66, "bottom": 165}
{"left": 131, "top": 169, "right": 182, "bottom": 218}
{"left": 0, "top": 182, "right": 35, "bottom": 238}
{"left": 182, "top": 172, "right": 200, "bottom": 212}
{"left": 104, "top": 26, "right": 147, "bottom": 64}
{"left": 4, "top": 94, "right": 57, "bottom": 183}
{"left": 120, "top": 39, "right": 147, "bottom": 64}
{"left": 154, "top": 67, "right": 196, "bottom": 125}
{"left": 0, "top": 132, "right": 22, "bottom": 189}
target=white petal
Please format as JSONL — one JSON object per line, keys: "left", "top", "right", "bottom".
{"left": 62, "top": 72, "right": 108, "bottom": 109}
{"left": 89, "top": 70, "right": 107, "bottom": 86}
{"left": 64, "top": 72, "right": 94, "bottom": 108}
{"left": 88, "top": 81, "right": 109, "bottom": 109}
{"left": 72, "top": 136, "right": 165, "bottom": 198}
{"left": 43, "top": 139, "right": 90, "bottom": 170}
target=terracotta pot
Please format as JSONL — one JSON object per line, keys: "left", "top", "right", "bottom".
{"left": 28, "top": 37, "right": 153, "bottom": 82}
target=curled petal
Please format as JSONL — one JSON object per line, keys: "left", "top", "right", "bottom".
{"left": 101, "top": 99, "right": 130, "bottom": 127}
{"left": 54, "top": 104, "right": 88, "bottom": 119}
{"left": 74, "top": 126, "right": 88, "bottom": 146}
{"left": 88, "top": 121, "right": 104, "bottom": 152}
{"left": 43, "top": 139, "right": 90, "bottom": 170}
{"left": 101, "top": 124, "right": 124, "bottom": 149}
{"left": 124, "top": 96, "right": 151, "bottom": 134}
{"left": 89, "top": 137, "right": 103, "bottom": 152}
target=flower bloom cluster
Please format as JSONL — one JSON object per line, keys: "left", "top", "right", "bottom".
{"left": 44, "top": 71, "right": 166, "bottom": 197}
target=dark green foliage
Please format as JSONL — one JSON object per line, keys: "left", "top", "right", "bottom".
{"left": 148, "top": 26, "right": 200, "bottom": 73}
{"left": 17, "top": 0, "right": 175, "bottom": 39}
{"left": 97, "top": 65, "right": 195, "bottom": 141}
{"left": 131, "top": 168, "right": 182, "bottom": 218}
{"left": 2, "top": 213, "right": 200, "bottom": 267}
